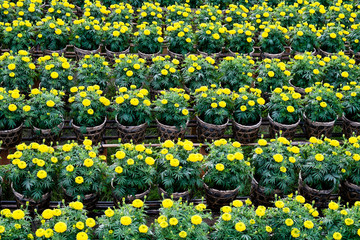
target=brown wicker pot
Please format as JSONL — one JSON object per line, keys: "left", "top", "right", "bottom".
{"left": 156, "top": 119, "right": 188, "bottom": 142}
{"left": 229, "top": 48, "right": 255, "bottom": 57}
{"left": 167, "top": 47, "right": 187, "bottom": 60}
{"left": 138, "top": 49, "right": 162, "bottom": 60}
{"left": 63, "top": 187, "right": 99, "bottom": 211}
{"left": 197, "top": 48, "right": 222, "bottom": 58}
{"left": 203, "top": 182, "right": 239, "bottom": 210}
{"left": 71, "top": 117, "right": 107, "bottom": 145}
{"left": 340, "top": 180, "right": 360, "bottom": 206}
{"left": 298, "top": 173, "right": 338, "bottom": 208}
{"left": 290, "top": 47, "right": 317, "bottom": 56}
{"left": 0, "top": 123, "right": 23, "bottom": 149}
{"left": 232, "top": 118, "right": 261, "bottom": 143}
{"left": 12, "top": 183, "right": 51, "bottom": 212}
{"left": 196, "top": 116, "right": 229, "bottom": 142}
{"left": 111, "top": 179, "right": 151, "bottom": 207}
{"left": 74, "top": 45, "right": 101, "bottom": 59}
{"left": 43, "top": 46, "right": 67, "bottom": 56}
{"left": 268, "top": 114, "right": 300, "bottom": 140}
{"left": 105, "top": 46, "right": 130, "bottom": 59}
{"left": 158, "top": 186, "right": 191, "bottom": 201}
{"left": 115, "top": 115, "right": 147, "bottom": 144}
{"left": 342, "top": 115, "right": 360, "bottom": 138}
{"left": 319, "top": 48, "right": 336, "bottom": 57}
{"left": 261, "top": 50, "right": 285, "bottom": 59}
{"left": 32, "top": 120, "right": 64, "bottom": 145}
{"left": 289, "top": 79, "right": 306, "bottom": 95}
{"left": 303, "top": 113, "right": 336, "bottom": 138}
{"left": 250, "top": 177, "right": 284, "bottom": 207}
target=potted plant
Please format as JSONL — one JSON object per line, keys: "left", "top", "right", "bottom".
{"left": 218, "top": 56, "right": 255, "bottom": 91}
{"left": 195, "top": 22, "right": 226, "bottom": 55}
{"left": 212, "top": 200, "right": 271, "bottom": 240}
{"left": 232, "top": 87, "right": 265, "bottom": 143}
{"left": 165, "top": 22, "right": 194, "bottom": 58}
{"left": 194, "top": 4, "right": 223, "bottom": 23}
{"left": 203, "top": 139, "right": 253, "bottom": 209}
{"left": 0, "top": 1, "right": 16, "bottom": 23}
{"left": 26, "top": 89, "right": 65, "bottom": 145}
{"left": 348, "top": 24, "right": 360, "bottom": 55}
{"left": 193, "top": 86, "right": 232, "bottom": 141}
{"left": 273, "top": 4, "right": 301, "bottom": 28}
{"left": 224, "top": 4, "right": 250, "bottom": 28}
{"left": 103, "top": 23, "right": 131, "bottom": 59}
{"left": 341, "top": 83, "right": 360, "bottom": 137}
{"left": 82, "top": 0, "right": 110, "bottom": 21}
{"left": 0, "top": 89, "right": 26, "bottom": 148}
{"left": 113, "top": 88, "right": 152, "bottom": 143}
{"left": 154, "top": 199, "right": 211, "bottom": 239}
{"left": 35, "top": 201, "right": 96, "bottom": 239}
{"left": 37, "top": 54, "right": 74, "bottom": 91}
{"left": 149, "top": 56, "right": 181, "bottom": 92}
{"left": 45, "top": 0, "right": 77, "bottom": 22}
{"left": 136, "top": 2, "right": 163, "bottom": 24}
{"left": 250, "top": 137, "right": 299, "bottom": 206}
{"left": 318, "top": 25, "right": 346, "bottom": 55}
{"left": 68, "top": 86, "right": 109, "bottom": 144}
{"left": 0, "top": 208, "right": 32, "bottom": 239}
{"left": 1, "top": 20, "right": 35, "bottom": 53}
{"left": 326, "top": 5, "right": 358, "bottom": 28}
{"left": 107, "top": 3, "right": 134, "bottom": 24}
{"left": 0, "top": 51, "right": 37, "bottom": 92}
{"left": 300, "top": 3, "right": 327, "bottom": 27}
{"left": 35, "top": 18, "right": 71, "bottom": 55}
{"left": 96, "top": 200, "right": 152, "bottom": 239}
{"left": 71, "top": 19, "right": 102, "bottom": 58}
{"left": 289, "top": 53, "right": 323, "bottom": 94}
{"left": 228, "top": 23, "right": 255, "bottom": 55}
{"left": 134, "top": 23, "right": 163, "bottom": 59}
{"left": 75, "top": 54, "right": 111, "bottom": 90}
{"left": 112, "top": 54, "right": 148, "bottom": 89}
{"left": 166, "top": 4, "right": 193, "bottom": 24}
{"left": 298, "top": 137, "right": 347, "bottom": 208}
{"left": 110, "top": 143, "right": 156, "bottom": 205}
{"left": 248, "top": 3, "right": 272, "bottom": 28}
{"left": 14, "top": 0, "right": 42, "bottom": 22}
{"left": 157, "top": 139, "right": 203, "bottom": 200}
{"left": 182, "top": 55, "right": 218, "bottom": 91}
{"left": 8, "top": 143, "right": 57, "bottom": 211}
{"left": 59, "top": 141, "right": 106, "bottom": 210}
{"left": 289, "top": 24, "right": 319, "bottom": 54}
{"left": 259, "top": 25, "right": 287, "bottom": 58}
{"left": 153, "top": 88, "right": 190, "bottom": 141}
{"left": 267, "top": 87, "right": 302, "bottom": 140}
{"left": 303, "top": 83, "right": 343, "bottom": 138}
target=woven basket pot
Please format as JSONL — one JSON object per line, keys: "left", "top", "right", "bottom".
{"left": 74, "top": 45, "right": 101, "bottom": 59}
{"left": 32, "top": 120, "right": 64, "bottom": 145}
{"left": 203, "top": 181, "right": 239, "bottom": 210}
{"left": 12, "top": 183, "right": 51, "bottom": 212}
{"left": 228, "top": 48, "right": 255, "bottom": 57}
{"left": 232, "top": 118, "right": 261, "bottom": 144}
{"left": 291, "top": 47, "right": 317, "bottom": 56}
{"left": 250, "top": 177, "right": 284, "bottom": 207}
{"left": 115, "top": 115, "right": 147, "bottom": 144}
{"left": 105, "top": 45, "right": 130, "bottom": 59}
{"left": 289, "top": 79, "right": 306, "bottom": 95}
{"left": 158, "top": 186, "right": 191, "bottom": 202}
{"left": 43, "top": 46, "right": 67, "bottom": 56}
{"left": 340, "top": 180, "right": 360, "bottom": 206}
{"left": 111, "top": 179, "right": 151, "bottom": 207}
{"left": 319, "top": 48, "right": 336, "bottom": 57}
{"left": 303, "top": 113, "right": 336, "bottom": 139}
{"left": 268, "top": 114, "right": 300, "bottom": 140}
{"left": 71, "top": 117, "right": 107, "bottom": 145}
{"left": 0, "top": 123, "right": 23, "bottom": 149}
{"left": 261, "top": 49, "right": 285, "bottom": 59}
{"left": 196, "top": 116, "right": 229, "bottom": 142}
{"left": 63, "top": 187, "right": 99, "bottom": 211}
{"left": 138, "top": 49, "right": 162, "bottom": 60}
{"left": 167, "top": 47, "right": 188, "bottom": 60}
{"left": 342, "top": 115, "right": 360, "bottom": 139}
{"left": 298, "top": 173, "right": 338, "bottom": 208}
{"left": 156, "top": 119, "right": 188, "bottom": 142}
{"left": 196, "top": 48, "right": 222, "bottom": 58}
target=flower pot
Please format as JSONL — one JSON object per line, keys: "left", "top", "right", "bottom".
{"left": 290, "top": 47, "right": 317, "bottom": 56}
{"left": 158, "top": 186, "right": 191, "bottom": 201}
{"left": 298, "top": 173, "right": 338, "bottom": 208}
{"left": 250, "top": 177, "right": 284, "bottom": 207}
{"left": 167, "top": 47, "right": 188, "bottom": 60}
{"left": 342, "top": 115, "right": 360, "bottom": 138}
{"left": 12, "top": 182, "right": 51, "bottom": 212}
{"left": 340, "top": 180, "right": 360, "bottom": 206}
{"left": 232, "top": 118, "right": 261, "bottom": 143}
{"left": 197, "top": 48, "right": 222, "bottom": 58}
{"left": 111, "top": 179, "right": 151, "bottom": 207}
{"left": 137, "top": 49, "right": 162, "bottom": 60}
{"left": 32, "top": 120, "right": 64, "bottom": 145}
{"left": 196, "top": 116, "right": 228, "bottom": 142}
{"left": 156, "top": 119, "right": 188, "bottom": 142}
{"left": 105, "top": 45, "right": 130, "bottom": 59}
{"left": 62, "top": 187, "right": 99, "bottom": 211}
{"left": 303, "top": 113, "right": 336, "bottom": 138}
{"left": 74, "top": 45, "right": 101, "bottom": 59}
{"left": 261, "top": 49, "right": 285, "bottom": 59}
{"left": 71, "top": 117, "right": 107, "bottom": 145}
{"left": 0, "top": 123, "right": 23, "bottom": 149}
{"left": 203, "top": 181, "right": 239, "bottom": 210}
{"left": 319, "top": 48, "right": 336, "bottom": 57}
{"left": 115, "top": 115, "right": 147, "bottom": 144}
{"left": 289, "top": 79, "right": 306, "bottom": 95}
{"left": 268, "top": 114, "right": 300, "bottom": 140}
{"left": 229, "top": 48, "right": 255, "bottom": 57}
{"left": 43, "top": 46, "right": 67, "bottom": 56}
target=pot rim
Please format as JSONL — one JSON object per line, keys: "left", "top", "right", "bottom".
{"left": 0, "top": 122, "right": 24, "bottom": 133}
{"left": 71, "top": 117, "right": 107, "bottom": 131}
{"left": 115, "top": 114, "right": 148, "bottom": 129}
{"left": 196, "top": 116, "right": 229, "bottom": 128}
{"left": 268, "top": 113, "right": 301, "bottom": 128}
{"left": 303, "top": 112, "right": 337, "bottom": 126}
{"left": 232, "top": 117, "right": 262, "bottom": 129}
{"left": 202, "top": 171, "right": 240, "bottom": 193}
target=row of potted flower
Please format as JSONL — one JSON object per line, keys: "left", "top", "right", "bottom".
{"left": 2, "top": 136, "right": 360, "bottom": 212}
{"left": 2, "top": 197, "right": 360, "bottom": 240}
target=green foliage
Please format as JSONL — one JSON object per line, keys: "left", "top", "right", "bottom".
{"left": 0, "top": 51, "right": 37, "bottom": 92}
{"left": 348, "top": 24, "right": 360, "bottom": 54}
{"left": 137, "top": 2, "right": 164, "bottom": 23}
{"left": 103, "top": 23, "right": 131, "bottom": 52}
{"left": 303, "top": 84, "right": 343, "bottom": 122}
{"left": 0, "top": 208, "right": 32, "bottom": 240}
{"left": 273, "top": 4, "right": 301, "bottom": 27}
{"left": 194, "top": 4, "right": 222, "bottom": 23}
{"left": 0, "top": 0, "right": 16, "bottom": 22}
{"left": 107, "top": 3, "right": 134, "bottom": 23}
{"left": 248, "top": 3, "right": 272, "bottom": 28}
{"left": 14, "top": 0, "right": 42, "bottom": 22}
{"left": 71, "top": 18, "right": 102, "bottom": 50}
{"left": 153, "top": 88, "right": 190, "bottom": 129}
{"left": 251, "top": 137, "right": 299, "bottom": 195}
{"left": 218, "top": 56, "right": 255, "bottom": 91}
{"left": 319, "top": 25, "right": 346, "bottom": 53}
{"left": 342, "top": 84, "right": 360, "bottom": 122}
{"left": 112, "top": 54, "right": 148, "bottom": 89}
{"left": 165, "top": 4, "right": 193, "bottom": 24}
{"left": 290, "top": 53, "right": 323, "bottom": 89}
{"left": 82, "top": 0, "right": 110, "bottom": 22}
{"left": 134, "top": 23, "right": 163, "bottom": 54}
{"left": 256, "top": 58, "right": 290, "bottom": 93}
{"left": 76, "top": 54, "right": 110, "bottom": 89}
{"left": 193, "top": 86, "right": 233, "bottom": 125}
{"left": 301, "top": 3, "right": 327, "bottom": 27}
{"left": 259, "top": 25, "right": 287, "bottom": 54}
{"left": 45, "top": 0, "right": 77, "bottom": 22}
{"left": 166, "top": 22, "right": 194, "bottom": 55}
{"left": 232, "top": 87, "right": 265, "bottom": 125}
{"left": 182, "top": 55, "right": 218, "bottom": 90}
{"left": 326, "top": 4, "right": 359, "bottom": 28}
{"left": 289, "top": 24, "right": 319, "bottom": 53}
{"left": 149, "top": 56, "right": 181, "bottom": 90}
{"left": 195, "top": 22, "right": 227, "bottom": 54}
{"left": 342, "top": 137, "right": 360, "bottom": 185}
{"left": 110, "top": 143, "right": 156, "bottom": 198}
{"left": 35, "top": 18, "right": 71, "bottom": 51}
{"left": 0, "top": 89, "right": 25, "bottom": 130}
{"left": 223, "top": 4, "right": 249, "bottom": 27}
{"left": 228, "top": 23, "right": 255, "bottom": 54}
{"left": 8, "top": 143, "right": 57, "bottom": 201}
{"left": 1, "top": 20, "right": 34, "bottom": 52}
{"left": 206, "top": 0, "right": 232, "bottom": 9}
{"left": 204, "top": 139, "right": 252, "bottom": 191}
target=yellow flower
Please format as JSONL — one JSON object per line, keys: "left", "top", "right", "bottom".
{"left": 23, "top": 105, "right": 31, "bottom": 112}
{"left": 268, "top": 71, "right": 275, "bottom": 77}
{"left": 161, "top": 69, "right": 168, "bottom": 75}
{"left": 216, "top": 163, "right": 225, "bottom": 171}
{"left": 341, "top": 71, "right": 349, "bottom": 78}
{"left": 345, "top": 218, "right": 354, "bottom": 226}
{"left": 82, "top": 99, "right": 91, "bottom": 107}
{"left": 235, "top": 222, "right": 246, "bottom": 232}
{"left": 162, "top": 199, "right": 173, "bottom": 208}
{"left": 297, "top": 31, "right": 303, "bottom": 36}
{"left": 139, "top": 225, "right": 148, "bottom": 233}
{"left": 333, "top": 232, "right": 342, "bottom": 240}
{"left": 12, "top": 210, "right": 25, "bottom": 220}
{"left": 304, "top": 220, "right": 314, "bottom": 229}
{"left": 287, "top": 106, "right": 295, "bottom": 113}
{"left": 115, "top": 166, "right": 123, "bottom": 174}
{"left": 330, "top": 33, "right": 337, "bottom": 38}
{"left": 222, "top": 213, "right": 232, "bottom": 221}
{"left": 191, "top": 215, "right": 202, "bottom": 225}
{"left": 219, "top": 101, "right": 226, "bottom": 108}
{"left": 126, "top": 70, "right": 133, "bottom": 77}
{"left": 46, "top": 100, "right": 55, "bottom": 107}
{"left": 291, "top": 228, "right": 300, "bottom": 238}
{"left": 37, "top": 170, "right": 47, "bottom": 179}
{"left": 320, "top": 102, "right": 327, "bottom": 108}
{"left": 285, "top": 218, "right": 294, "bottom": 226}
{"left": 211, "top": 102, "right": 218, "bottom": 108}
{"left": 182, "top": 109, "right": 189, "bottom": 115}
{"left": 105, "top": 208, "right": 114, "bottom": 217}
{"left": 54, "top": 222, "right": 67, "bottom": 233}
{"left": 76, "top": 232, "right": 88, "bottom": 240}
{"left": 273, "top": 154, "right": 283, "bottom": 163}
{"left": 179, "top": 231, "right": 187, "bottom": 238}
{"left": 51, "top": 72, "right": 59, "bottom": 79}
{"left": 280, "top": 166, "right": 287, "bottom": 172}
{"left": 130, "top": 98, "right": 139, "bottom": 106}
{"left": 8, "top": 104, "right": 17, "bottom": 112}
{"left": 75, "top": 176, "right": 84, "bottom": 184}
